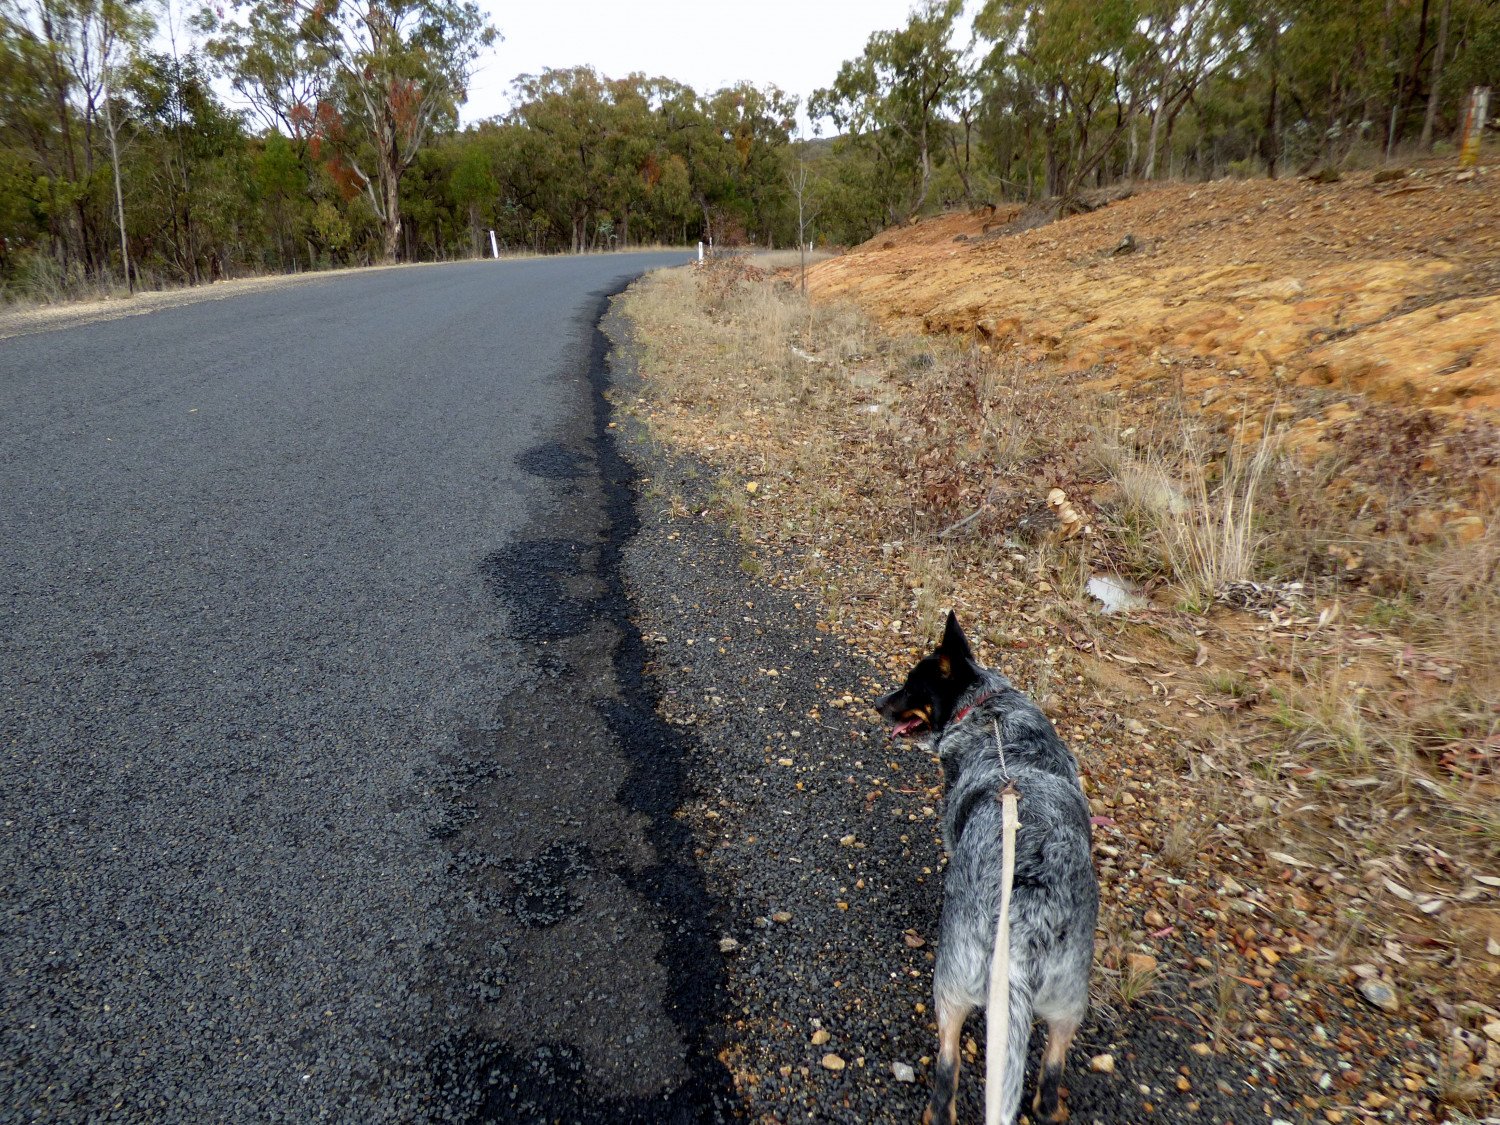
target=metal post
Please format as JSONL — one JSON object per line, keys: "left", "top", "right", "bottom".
{"left": 489, "top": 230, "right": 499, "bottom": 259}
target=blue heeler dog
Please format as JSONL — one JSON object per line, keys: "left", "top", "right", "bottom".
{"left": 876, "top": 613, "right": 1098, "bottom": 1124}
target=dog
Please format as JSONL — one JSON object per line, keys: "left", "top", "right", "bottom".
{"left": 876, "top": 613, "right": 1098, "bottom": 1124}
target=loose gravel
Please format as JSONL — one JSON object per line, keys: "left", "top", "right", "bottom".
{"left": 606, "top": 295, "right": 1314, "bottom": 1124}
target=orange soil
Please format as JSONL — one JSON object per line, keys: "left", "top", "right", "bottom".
{"left": 808, "top": 167, "right": 1500, "bottom": 460}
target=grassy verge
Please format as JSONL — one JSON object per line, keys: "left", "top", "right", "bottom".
{"left": 620, "top": 257, "right": 1499, "bottom": 1117}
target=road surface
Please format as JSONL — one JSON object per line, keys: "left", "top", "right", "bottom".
{"left": 0, "top": 254, "right": 733, "bottom": 1122}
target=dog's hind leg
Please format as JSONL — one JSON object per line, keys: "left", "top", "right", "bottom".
{"left": 1031, "top": 1016, "right": 1079, "bottom": 1122}
{"left": 922, "top": 994, "right": 971, "bottom": 1125}
{"left": 1031, "top": 946, "right": 1089, "bottom": 1123}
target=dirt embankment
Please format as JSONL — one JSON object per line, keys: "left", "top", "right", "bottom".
{"left": 810, "top": 168, "right": 1499, "bottom": 485}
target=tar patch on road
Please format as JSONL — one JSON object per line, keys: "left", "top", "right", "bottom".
{"left": 423, "top": 288, "right": 735, "bottom": 1123}
{"left": 508, "top": 843, "right": 594, "bottom": 929}
{"left": 515, "top": 441, "right": 590, "bottom": 480}
{"left": 477, "top": 539, "right": 595, "bottom": 642}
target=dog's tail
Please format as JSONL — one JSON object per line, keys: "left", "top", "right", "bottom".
{"left": 985, "top": 785, "right": 1026, "bottom": 1125}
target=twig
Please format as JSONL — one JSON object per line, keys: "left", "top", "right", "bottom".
{"left": 938, "top": 499, "right": 994, "bottom": 540}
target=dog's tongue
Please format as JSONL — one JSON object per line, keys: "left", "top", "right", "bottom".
{"left": 892, "top": 717, "right": 925, "bottom": 737}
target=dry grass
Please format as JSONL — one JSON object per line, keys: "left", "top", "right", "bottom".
{"left": 745, "top": 248, "right": 837, "bottom": 272}
{"left": 621, "top": 260, "right": 1500, "bottom": 1102}
{"left": 1097, "top": 417, "right": 1278, "bottom": 610}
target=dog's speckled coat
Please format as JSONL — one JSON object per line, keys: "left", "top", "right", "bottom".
{"left": 877, "top": 615, "right": 1098, "bottom": 1125}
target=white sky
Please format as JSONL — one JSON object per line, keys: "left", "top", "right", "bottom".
{"left": 462, "top": 0, "right": 946, "bottom": 132}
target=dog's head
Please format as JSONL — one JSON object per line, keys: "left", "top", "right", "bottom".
{"left": 874, "top": 612, "right": 983, "bottom": 741}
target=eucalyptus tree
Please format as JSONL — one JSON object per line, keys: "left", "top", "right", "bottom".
{"left": 202, "top": 0, "right": 496, "bottom": 261}
{"left": 0, "top": 0, "right": 152, "bottom": 276}
{"left": 810, "top": 0, "right": 967, "bottom": 223}
{"left": 975, "top": 0, "right": 1158, "bottom": 202}
{"left": 1138, "top": 0, "right": 1238, "bottom": 179}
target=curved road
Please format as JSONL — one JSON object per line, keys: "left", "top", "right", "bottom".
{"left": 0, "top": 255, "right": 732, "bottom": 1122}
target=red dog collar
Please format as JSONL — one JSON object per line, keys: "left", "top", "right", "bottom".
{"left": 952, "top": 691, "right": 994, "bottom": 725}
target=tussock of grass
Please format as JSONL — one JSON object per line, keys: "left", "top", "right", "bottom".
{"left": 1097, "top": 417, "right": 1277, "bottom": 609}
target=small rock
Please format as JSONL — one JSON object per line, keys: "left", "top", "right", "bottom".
{"left": 1090, "top": 1053, "right": 1115, "bottom": 1074}
{"left": 771, "top": 911, "right": 792, "bottom": 924}
{"left": 902, "top": 931, "right": 926, "bottom": 949}
{"left": 1176, "top": 1075, "right": 1191, "bottom": 1092}
{"left": 811, "top": 1029, "right": 831, "bottom": 1046}
{"left": 1125, "top": 952, "right": 1158, "bottom": 976}
{"left": 718, "top": 936, "right": 740, "bottom": 954}
{"left": 1220, "top": 876, "right": 1245, "bottom": 895}
{"left": 1143, "top": 909, "right": 1165, "bottom": 928}
{"left": 1356, "top": 978, "right": 1399, "bottom": 1013}
{"left": 839, "top": 834, "right": 857, "bottom": 846}
{"left": 1482, "top": 1020, "right": 1500, "bottom": 1044}
{"left": 1189, "top": 1042, "right": 1212, "bottom": 1057}
{"left": 821, "top": 1053, "right": 846, "bottom": 1071}
{"left": 892, "top": 1062, "right": 916, "bottom": 1083}
{"left": 1124, "top": 718, "right": 1148, "bottom": 736}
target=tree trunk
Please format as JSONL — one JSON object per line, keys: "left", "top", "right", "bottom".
{"left": 1264, "top": 68, "right": 1280, "bottom": 177}
{"left": 381, "top": 158, "right": 402, "bottom": 262}
{"left": 1145, "top": 99, "right": 1165, "bottom": 179}
{"left": 1390, "top": 0, "right": 1431, "bottom": 155}
{"left": 1044, "top": 112, "right": 1062, "bottom": 198}
{"left": 1419, "top": 0, "right": 1452, "bottom": 149}
{"left": 101, "top": 76, "right": 130, "bottom": 292}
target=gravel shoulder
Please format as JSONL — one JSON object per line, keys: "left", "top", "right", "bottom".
{"left": 605, "top": 295, "right": 1315, "bottom": 1124}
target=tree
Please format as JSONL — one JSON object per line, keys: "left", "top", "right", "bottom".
{"left": 785, "top": 136, "right": 819, "bottom": 293}
{"left": 0, "top": 0, "right": 152, "bottom": 277}
{"left": 1419, "top": 0, "right": 1453, "bottom": 149}
{"left": 448, "top": 130, "right": 497, "bottom": 256}
{"left": 977, "top": 0, "right": 1158, "bottom": 203}
{"left": 811, "top": 0, "right": 966, "bottom": 223}
{"left": 1138, "top": 0, "right": 1237, "bottom": 179}
{"left": 203, "top": 0, "right": 497, "bottom": 261}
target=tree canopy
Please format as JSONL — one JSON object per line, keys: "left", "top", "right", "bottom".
{"left": 0, "top": 0, "right": 1495, "bottom": 296}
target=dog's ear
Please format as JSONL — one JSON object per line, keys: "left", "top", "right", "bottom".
{"left": 939, "top": 611, "right": 973, "bottom": 664}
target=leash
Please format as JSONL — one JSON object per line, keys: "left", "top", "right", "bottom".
{"left": 985, "top": 719, "right": 1018, "bottom": 1125}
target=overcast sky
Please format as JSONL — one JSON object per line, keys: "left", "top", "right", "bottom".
{"left": 462, "top": 0, "right": 965, "bottom": 132}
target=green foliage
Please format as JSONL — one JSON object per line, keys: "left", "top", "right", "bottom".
{"left": 1, "top": 0, "right": 1494, "bottom": 299}
{"left": 810, "top": 0, "right": 965, "bottom": 221}
{"left": 203, "top": 0, "right": 498, "bottom": 260}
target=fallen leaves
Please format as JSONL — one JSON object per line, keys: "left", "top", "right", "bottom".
{"left": 622, "top": 257, "right": 1500, "bottom": 1122}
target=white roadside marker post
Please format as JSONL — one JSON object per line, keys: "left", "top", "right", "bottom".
{"left": 489, "top": 230, "right": 499, "bottom": 259}
{"left": 1460, "top": 87, "right": 1490, "bottom": 168}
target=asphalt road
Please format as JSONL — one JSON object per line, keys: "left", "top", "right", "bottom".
{"left": 0, "top": 255, "right": 735, "bottom": 1123}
